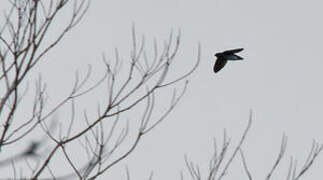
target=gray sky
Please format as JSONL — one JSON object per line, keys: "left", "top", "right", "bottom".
{"left": 2, "top": 0, "right": 323, "bottom": 179}
{"left": 84, "top": 1, "right": 323, "bottom": 179}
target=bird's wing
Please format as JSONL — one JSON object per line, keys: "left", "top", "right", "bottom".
{"left": 226, "top": 54, "right": 243, "bottom": 60}
{"left": 223, "top": 48, "right": 244, "bottom": 55}
{"left": 213, "top": 57, "right": 228, "bottom": 73}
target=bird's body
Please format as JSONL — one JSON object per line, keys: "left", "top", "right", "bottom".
{"left": 213, "top": 48, "right": 244, "bottom": 73}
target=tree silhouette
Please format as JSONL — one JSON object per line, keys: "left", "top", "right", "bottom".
{"left": 0, "top": 0, "right": 200, "bottom": 178}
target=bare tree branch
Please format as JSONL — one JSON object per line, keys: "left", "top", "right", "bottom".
{"left": 266, "top": 134, "right": 288, "bottom": 180}
{"left": 239, "top": 149, "right": 253, "bottom": 180}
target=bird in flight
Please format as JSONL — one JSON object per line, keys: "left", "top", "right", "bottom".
{"left": 213, "top": 48, "right": 244, "bottom": 73}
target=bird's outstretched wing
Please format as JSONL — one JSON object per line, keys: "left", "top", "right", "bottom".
{"left": 225, "top": 54, "right": 243, "bottom": 60}
{"left": 213, "top": 57, "right": 227, "bottom": 73}
{"left": 223, "top": 48, "right": 244, "bottom": 55}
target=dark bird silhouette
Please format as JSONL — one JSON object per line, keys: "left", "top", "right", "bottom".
{"left": 213, "top": 48, "right": 244, "bottom": 73}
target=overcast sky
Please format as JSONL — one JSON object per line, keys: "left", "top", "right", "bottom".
{"left": 2, "top": 0, "right": 323, "bottom": 179}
